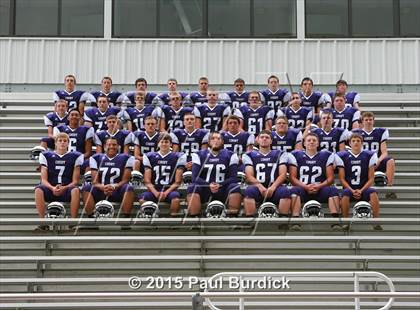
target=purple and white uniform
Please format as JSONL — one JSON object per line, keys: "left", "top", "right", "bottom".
{"left": 271, "top": 129, "right": 303, "bottom": 152}
{"left": 280, "top": 106, "right": 313, "bottom": 130}
{"left": 121, "top": 106, "right": 160, "bottom": 131}
{"left": 311, "top": 127, "right": 348, "bottom": 153}
{"left": 289, "top": 150, "right": 339, "bottom": 202}
{"left": 226, "top": 91, "right": 249, "bottom": 109}
{"left": 236, "top": 105, "right": 275, "bottom": 135}
{"left": 336, "top": 150, "right": 378, "bottom": 201}
{"left": 84, "top": 106, "right": 121, "bottom": 132}
{"left": 328, "top": 91, "right": 360, "bottom": 108}
{"left": 133, "top": 131, "right": 160, "bottom": 155}
{"left": 44, "top": 112, "right": 68, "bottom": 128}
{"left": 221, "top": 131, "right": 255, "bottom": 157}
{"left": 158, "top": 91, "right": 188, "bottom": 105}
{"left": 170, "top": 129, "right": 209, "bottom": 161}
{"left": 91, "top": 91, "right": 124, "bottom": 107}
{"left": 195, "top": 104, "right": 231, "bottom": 132}
{"left": 36, "top": 151, "right": 83, "bottom": 202}
{"left": 159, "top": 106, "right": 196, "bottom": 132}
{"left": 53, "top": 90, "right": 94, "bottom": 111}
{"left": 124, "top": 91, "right": 158, "bottom": 107}
{"left": 94, "top": 130, "right": 132, "bottom": 153}
{"left": 53, "top": 125, "right": 94, "bottom": 154}
{"left": 260, "top": 88, "right": 288, "bottom": 113}
{"left": 331, "top": 107, "right": 361, "bottom": 131}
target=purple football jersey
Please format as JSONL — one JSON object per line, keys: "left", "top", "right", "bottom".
{"left": 170, "top": 129, "right": 209, "bottom": 159}
{"left": 39, "top": 151, "right": 84, "bottom": 186}
{"left": 336, "top": 150, "right": 377, "bottom": 189}
{"left": 122, "top": 106, "right": 159, "bottom": 131}
{"left": 260, "top": 88, "right": 288, "bottom": 112}
{"left": 280, "top": 106, "right": 313, "bottom": 130}
{"left": 158, "top": 91, "right": 188, "bottom": 105}
{"left": 90, "top": 153, "right": 134, "bottom": 185}
{"left": 84, "top": 107, "right": 121, "bottom": 132}
{"left": 221, "top": 131, "right": 255, "bottom": 156}
{"left": 94, "top": 130, "right": 132, "bottom": 153}
{"left": 91, "top": 91, "right": 124, "bottom": 107}
{"left": 44, "top": 112, "right": 68, "bottom": 128}
{"left": 195, "top": 104, "right": 231, "bottom": 132}
{"left": 160, "top": 106, "right": 195, "bottom": 132}
{"left": 125, "top": 91, "right": 158, "bottom": 106}
{"left": 352, "top": 128, "right": 389, "bottom": 157}
{"left": 143, "top": 151, "right": 186, "bottom": 188}
{"left": 226, "top": 91, "right": 249, "bottom": 109}
{"left": 53, "top": 90, "right": 92, "bottom": 111}
{"left": 271, "top": 129, "right": 303, "bottom": 152}
{"left": 237, "top": 105, "right": 275, "bottom": 135}
{"left": 331, "top": 107, "right": 361, "bottom": 131}
{"left": 288, "top": 150, "right": 335, "bottom": 184}
{"left": 133, "top": 131, "right": 159, "bottom": 155}
{"left": 328, "top": 91, "right": 360, "bottom": 108}
{"left": 312, "top": 127, "right": 348, "bottom": 153}
{"left": 242, "top": 149, "right": 288, "bottom": 188}
{"left": 54, "top": 125, "right": 94, "bottom": 153}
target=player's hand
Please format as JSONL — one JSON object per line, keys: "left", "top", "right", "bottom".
{"left": 185, "top": 162, "right": 193, "bottom": 170}
{"left": 152, "top": 190, "right": 161, "bottom": 199}
{"left": 311, "top": 184, "right": 321, "bottom": 193}
{"left": 353, "top": 189, "right": 362, "bottom": 199}
{"left": 266, "top": 186, "right": 276, "bottom": 198}
{"left": 159, "top": 191, "right": 168, "bottom": 201}
{"left": 257, "top": 184, "right": 267, "bottom": 195}
{"left": 52, "top": 185, "right": 62, "bottom": 196}
{"left": 209, "top": 182, "right": 220, "bottom": 193}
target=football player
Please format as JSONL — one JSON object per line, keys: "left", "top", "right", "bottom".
{"left": 271, "top": 116, "right": 303, "bottom": 152}
{"left": 171, "top": 113, "right": 209, "bottom": 170}
{"left": 53, "top": 74, "right": 94, "bottom": 115}
{"left": 159, "top": 92, "right": 196, "bottom": 132}
{"left": 311, "top": 110, "right": 347, "bottom": 153}
{"left": 35, "top": 133, "right": 83, "bottom": 229}
{"left": 121, "top": 91, "right": 161, "bottom": 132}
{"left": 95, "top": 115, "right": 131, "bottom": 154}
{"left": 289, "top": 133, "right": 341, "bottom": 230}
{"left": 226, "top": 78, "right": 249, "bottom": 109}
{"left": 236, "top": 91, "right": 275, "bottom": 135}
{"left": 82, "top": 137, "right": 135, "bottom": 218}
{"left": 186, "top": 76, "right": 209, "bottom": 106}
{"left": 195, "top": 89, "right": 231, "bottom": 132}
{"left": 242, "top": 130, "right": 291, "bottom": 217}
{"left": 329, "top": 94, "right": 360, "bottom": 131}
{"left": 221, "top": 115, "right": 255, "bottom": 157}
{"left": 91, "top": 76, "right": 124, "bottom": 107}
{"left": 157, "top": 78, "right": 188, "bottom": 105}
{"left": 84, "top": 95, "right": 121, "bottom": 132}
{"left": 355, "top": 111, "right": 396, "bottom": 194}
{"left": 133, "top": 116, "right": 160, "bottom": 171}
{"left": 123, "top": 78, "right": 158, "bottom": 107}
{"left": 139, "top": 133, "right": 186, "bottom": 216}
{"left": 260, "top": 75, "right": 288, "bottom": 114}
{"left": 279, "top": 92, "right": 313, "bottom": 131}
{"left": 336, "top": 133, "right": 381, "bottom": 224}
{"left": 187, "top": 132, "right": 241, "bottom": 216}
{"left": 328, "top": 79, "right": 360, "bottom": 109}
{"left": 40, "top": 99, "right": 69, "bottom": 149}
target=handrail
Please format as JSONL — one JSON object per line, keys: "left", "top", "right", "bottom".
{"left": 202, "top": 271, "right": 416, "bottom": 310}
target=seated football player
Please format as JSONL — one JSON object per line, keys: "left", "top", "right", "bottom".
{"left": 242, "top": 130, "right": 291, "bottom": 217}
{"left": 123, "top": 77, "right": 158, "bottom": 107}
{"left": 221, "top": 115, "right": 255, "bottom": 157}
{"left": 187, "top": 132, "right": 242, "bottom": 216}
{"left": 259, "top": 75, "right": 288, "bottom": 114}
{"left": 311, "top": 110, "right": 347, "bottom": 153}
{"left": 133, "top": 116, "right": 160, "bottom": 172}
{"left": 271, "top": 116, "right": 303, "bottom": 152}
{"left": 40, "top": 99, "right": 69, "bottom": 149}
{"left": 279, "top": 91, "right": 313, "bottom": 132}
{"left": 50, "top": 109, "right": 94, "bottom": 171}
{"left": 82, "top": 137, "right": 135, "bottom": 218}
{"left": 329, "top": 94, "right": 360, "bottom": 131}
{"left": 336, "top": 133, "right": 381, "bottom": 226}
{"left": 91, "top": 76, "right": 124, "bottom": 107}
{"left": 53, "top": 74, "right": 94, "bottom": 116}
{"left": 236, "top": 91, "right": 275, "bottom": 135}
{"left": 328, "top": 79, "right": 360, "bottom": 109}
{"left": 157, "top": 78, "right": 188, "bottom": 106}
{"left": 354, "top": 111, "right": 396, "bottom": 192}
{"left": 34, "top": 133, "right": 83, "bottom": 229}
{"left": 171, "top": 113, "right": 209, "bottom": 170}
{"left": 194, "top": 89, "right": 231, "bottom": 132}
{"left": 121, "top": 91, "right": 161, "bottom": 132}
{"left": 138, "top": 133, "right": 186, "bottom": 216}
{"left": 95, "top": 115, "right": 131, "bottom": 154}
{"left": 185, "top": 76, "right": 209, "bottom": 106}
{"left": 84, "top": 95, "right": 121, "bottom": 132}
{"left": 289, "top": 133, "right": 341, "bottom": 230}
{"left": 226, "top": 78, "right": 249, "bottom": 109}
{"left": 159, "top": 92, "right": 196, "bottom": 132}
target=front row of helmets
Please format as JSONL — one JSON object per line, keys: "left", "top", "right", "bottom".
{"left": 301, "top": 200, "right": 372, "bottom": 218}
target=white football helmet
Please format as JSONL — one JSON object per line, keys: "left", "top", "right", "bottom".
{"left": 353, "top": 201, "right": 372, "bottom": 218}
{"left": 182, "top": 171, "right": 193, "bottom": 185}
{"left": 30, "top": 146, "right": 46, "bottom": 161}
{"left": 138, "top": 201, "right": 160, "bottom": 218}
{"left": 45, "top": 202, "right": 66, "bottom": 218}
{"left": 130, "top": 170, "right": 144, "bottom": 187}
{"left": 205, "top": 200, "right": 227, "bottom": 218}
{"left": 374, "top": 171, "right": 388, "bottom": 187}
{"left": 94, "top": 200, "right": 115, "bottom": 218}
{"left": 83, "top": 171, "right": 92, "bottom": 185}
{"left": 301, "top": 200, "right": 323, "bottom": 218}
{"left": 258, "top": 202, "right": 278, "bottom": 218}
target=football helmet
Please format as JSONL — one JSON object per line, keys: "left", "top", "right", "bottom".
{"left": 138, "top": 201, "right": 160, "bottom": 218}
{"left": 309, "top": 124, "right": 319, "bottom": 131}
{"left": 258, "top": 202, "right": 278, "bottom": 218}
{"left": 182, "top": 171, "right": 193, "bottom": 185}
{"left": 353, "top": 201, "right": 372, "bottom": 218}
{"left": 94, "top": 200, "right": 115, "bottom": 218}
{"left": 130, "top": 170, "right": 143, "bottom": 187}
{"left": 374, "top": 171, "right": 388, "bottom": 187}
{"left": 83, "top": 171, "right": 92, "bottom": 185}
{"left": 237, "top": 171, "right": 246, "bottom": 185}
{"left": 45, "top": 202, "right": 66, "bottom": 218}
{"left": 30, "top": 146, "right": 46, "bottom": 161}
{"left": 205, "top": 200, "right": 227, "bottom": 218}
{"left": 301, "top": 200, "right": 323, "bottom": 218}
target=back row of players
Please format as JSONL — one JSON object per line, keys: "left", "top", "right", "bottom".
{"left": 33, "top": 74, "right": 395, "bottom": 228}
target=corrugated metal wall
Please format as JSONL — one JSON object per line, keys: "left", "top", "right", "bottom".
{"left": 0, "top": 38, "right": 419, "bottom": 85}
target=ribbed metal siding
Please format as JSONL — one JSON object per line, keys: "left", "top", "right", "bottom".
{"left": 0, "top": 38, "right": 418, "bottom": 85}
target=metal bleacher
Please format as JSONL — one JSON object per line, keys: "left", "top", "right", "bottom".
{"left": 0, "top": 91, "right": 419, "bottom": 309}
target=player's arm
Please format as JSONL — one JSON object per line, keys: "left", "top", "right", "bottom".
{"left": 40, "top": 166, "right": 54, "bottom": 190}
{"left": 270, "top": 163, "right": 287, "bottom": 190}
{"left": 194, "top": 108, "right": 202, "bottom": 129}
{"left": 47, "top": 126, "right": 54, "bottom": 138}
{"left": 338, "top": 166, "right": 352, "bottom": 191}
{"left": 84, "top": 139, "right": 93, "bottom": 158}
{"left": 289, "top": 165, "right": 308, "bottom": 191}
{"left": 126, "top": 120, "right": 133, "bottom": 132}
{"left": 122, "top": 133, "right": 132, "bottom": 154}
{"left": 191, "top": 153, "right": 208, "bottom": 185}
{"left": 164, "top": 156, "right": 186, "bottom": 194}
{"left": 351, "top": 110, "right": 361, "bottom": 130}
{"left": 319, "top": 164, "right": 335, "bottom": 188}
{"left": 78, "top": 102, "right": 85, "bottom": 120}
{"left": 294, "top": 131, "right": 303, "bottom": 151}
{"left": 378, "top": 137, "right": 389, "bottom": 164}
{"left": 360, "top": 165, "right": 375, "bottom": 193}
{"left": 159, "top": 116, "right": 166, "bottom": 132}
{"left": 143, "top": 167, "right": 158, "bottom": 195}
{"left": 83, "top": 111, "right": 93, "bottom": 128}
{"left": 220, "top": 154, "right": 239, "bottom": 186}
{"left": 244, "top": 164, "right": 263, "bottom": 188}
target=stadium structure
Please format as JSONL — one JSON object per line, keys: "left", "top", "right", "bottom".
{"left": 0, "top": 0, "right": 419, "bottom": 309}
